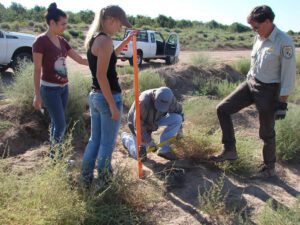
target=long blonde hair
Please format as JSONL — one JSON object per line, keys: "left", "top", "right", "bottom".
{"left": 84, "top": 8, "right": 105, "bottom": 50}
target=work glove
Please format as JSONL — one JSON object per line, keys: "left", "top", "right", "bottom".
{"left": 275, "top": 102, "right": 288, "bottom": 120}
{"left": 146, "top": 139, "right": 157, "bottom": 152}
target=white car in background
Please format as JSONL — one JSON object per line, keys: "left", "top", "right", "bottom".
{"left": 0, "top": 30, "right": 35, "bottom": 72}
{"left": 113, "top": 29, "right": 180, "bottom": 66}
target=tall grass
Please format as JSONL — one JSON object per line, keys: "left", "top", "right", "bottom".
{"left": 0, "top": 120, "right": 12, "bottom": 133}
{"left": 180, "top": 96, "right": 261, "bottom": 176}
{"left": 4, "top": 63, "right": 35, "bottom": 112}
{"left": 116, "top": 65, "right": 134, "bottom": 75}
{"left": 276, "top": 105, "right": 300, "bottom": 162}
{"left": 188, "top": 53, "right": 214, "bottom": 66}
{"left": 219, "top": 134, "right": 261, "bottom": 176}
{"left": 66, "top": 73, "right": 90, "bottom": 123}
{"left": 198, "top": 175, "right": 250, "bottom": 225}
{"left": 193, "top": 78, "right": 239, "bottom": 98}
{"left": 139, "top": 69, "right": 166, "bottom": 92}
{"left": 0, "top": 132, "right": 160, "bottom": 225}
{"left": 231, "top": 58, "right": 250, "bottom": 76}
{"left": 257, "top": 197, "right": 300, "bottom": 225}
{"left": 0, "top": 161, "right": 86, "bottom": 225}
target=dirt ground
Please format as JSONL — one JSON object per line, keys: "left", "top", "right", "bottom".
{"left": 66, "top": 48, "right": 300, "bottom": 76}
{"left": 1, "top": 49, "right": 300, "bottom": 225}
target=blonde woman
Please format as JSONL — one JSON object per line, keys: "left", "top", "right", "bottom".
{"left": 82, "top": 5, "right": 137, "bottom": 186}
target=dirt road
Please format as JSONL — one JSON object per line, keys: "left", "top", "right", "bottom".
{"left": 67, "top": 48, "right": 299, "bottom": 75}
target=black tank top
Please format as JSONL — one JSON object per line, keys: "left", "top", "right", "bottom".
{"left": 87, "top": 32, "right": 121, "bottom": 93}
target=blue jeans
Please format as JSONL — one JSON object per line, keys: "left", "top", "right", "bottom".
{"left": 82, "top": 91, "right": 123, "bottom": 183}
{"left": 40, "top": 85, "right": 68, "bottom": 153}
{"left": 122, "top": 113, "right": 182, "bottom": 158}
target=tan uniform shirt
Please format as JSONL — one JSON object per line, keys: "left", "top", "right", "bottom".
{"left": 247, "top": 25, "right": 296, "bottom": 96}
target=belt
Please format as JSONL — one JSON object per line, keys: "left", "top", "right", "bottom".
{"left": 253, "top": 77, "right": 279, "bottom": 87}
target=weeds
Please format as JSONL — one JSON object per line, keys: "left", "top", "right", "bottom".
{"left": 276, "top": 105, "right": 300, "bottom": 162}
{"left": 117, "top": 65, "right": 134, "bottom": 75}
{"left": 231, "top": 58, "right": 250, "bottom": 76}
{"left": 258, "top": 197, "right": 300, "bottom": 225}
{"left": 189, "top": 53, "right": 214, "bottom": 66}
{"left": 198, "top": 175, "right": 250, "bottom": 225}
{"left": 0, "top": 120, "right": 12, "bottom": 133}
{"left": 0, "top": 130, "right": 160, "bottom": 225}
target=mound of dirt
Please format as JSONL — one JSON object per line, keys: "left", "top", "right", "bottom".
{"left": 0, "top": 104, "right": 49, "bottom": 157}
{"left": 156, "top": 63, "right": 244, "bottom": 98}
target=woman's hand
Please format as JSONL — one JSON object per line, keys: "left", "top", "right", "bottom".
{"left": 33, "top": 94, "right": 42, "bottom": 110}
{"left": 110, "top": 105, "right": 120, "bottom": 120}
{"left": 125, "top": 30, "right": 138, "bottom": 42}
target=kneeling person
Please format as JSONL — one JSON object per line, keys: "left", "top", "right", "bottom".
{"left": 122, "top": 87, "right": 183, "bottom": 161}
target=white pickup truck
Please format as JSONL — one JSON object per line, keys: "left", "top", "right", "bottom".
{"left": 0, "top": 30, "right": 35, "bottom": 72}
{"left": 113, "top": 29, "right": 180, "bottom": 66}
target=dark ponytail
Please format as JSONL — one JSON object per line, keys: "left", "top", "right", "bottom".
{"left": 45, "top": 2, "right": 67, "bottom": 25}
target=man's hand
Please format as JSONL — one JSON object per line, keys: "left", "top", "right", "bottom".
{"left": 275, "top": 101, "right": 288, "bottom": 120}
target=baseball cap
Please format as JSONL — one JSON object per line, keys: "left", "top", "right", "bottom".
{"left": 103, "top": 5, "right": 132, "bottom": 28}
{"left": 154, "top": 87, "right": 173, "bottom": 113}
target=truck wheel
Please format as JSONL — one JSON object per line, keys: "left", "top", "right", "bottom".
{"left": 11, "top": 52, "right": 33, "bottom": 71}
{"left": 129, "top": 50, "right": 143, "bottom": 67}
{"left": 165, "top": 56, "right": 178, "bottom": 65}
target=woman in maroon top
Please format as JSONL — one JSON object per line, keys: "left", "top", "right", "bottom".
{"left": 32, "top": 2, "right": 88, "bottom": 158}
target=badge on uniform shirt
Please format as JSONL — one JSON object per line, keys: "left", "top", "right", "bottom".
{"left": 267, "top": 47, "right": 273, "bottom": 53}
{"left": 282, "top": 46, "right": 293, "bottom": 59}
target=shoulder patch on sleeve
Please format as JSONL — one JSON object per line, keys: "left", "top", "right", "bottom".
{"left": 281, "top": 45, "right": 294, "bottom": 59}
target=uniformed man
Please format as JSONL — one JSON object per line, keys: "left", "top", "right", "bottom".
{"left": 121, "top": 87, "right": 183, "bottom": 161}
{"left": 209, "top": 5, "right": 296, "bottom": 178}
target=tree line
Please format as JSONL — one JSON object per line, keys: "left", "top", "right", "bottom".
{"left": 0, "top": 2, "right": 252, "bottom": 33}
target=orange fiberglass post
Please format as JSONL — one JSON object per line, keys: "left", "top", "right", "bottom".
{"left": 132, "top": 35, "right": 143, "bottom": 178}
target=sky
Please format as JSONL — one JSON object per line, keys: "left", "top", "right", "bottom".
{"left": 1, "top": 0, "right": 299, "bottom": 32}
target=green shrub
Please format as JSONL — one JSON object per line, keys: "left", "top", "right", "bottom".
{"left": 198, "top": 175, "right": 250, "bottom": 224}
{"left": 231, "top": 58, "right": 250, "bottom": 76}
{"left": 0, "top": 160, "right": 86, "bottom": 225}
{"left": 219, "top": 134, "right": 261, "bottom": 176}
{"left": 258, "top": 197, "right": 300, "bottom": 225}
{"left": 188, "top": 53, "right": 213, "bottom": 66}
{"left": 68, "top": 29, "right": 83, "bottom": 38}
{"left": 193, "top": 78, "right": 239, "bottom": 98}
{"left": 139, "top": 69, "right": 166, "bottom": 92}
{"left": 0, "top": 120, "right": 12, "bottom": 133}
{"left": 276, "top": 106, "right": 300, "bottom": 162}
{"left": 66, "top": 73, "right": 90, "bottom": 124}
{"left": 61, "top": 32, "right": 71, "bottom": 41}
{"left": 28, "top": 21, "right": 35, "bottom": 27}
{"left": 4, "top": 63, "right": 35, "bottom": 112}
{"left": 182, "top": 96, "right": 261, "bottom": 176}
{"left": 34, "top": 23, "right": 46, "bottom": 32}
{"left": 116, "top": 65, "right": 133, "bottom": 75}
{"left": 0, "top": 23, "right": 10, "bottom": 30}
{"left": 11, "top": 21, "right": 20, "bottom": 31}
{"left": 183, "top": 96, "right": 219, "bottom": 131}
{"left": 0, "top": 132, "right": 158, "bottom": 225}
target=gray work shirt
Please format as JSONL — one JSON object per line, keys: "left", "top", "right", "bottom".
{"left": 128, "top": 89, "right": 182, "bottom": 143}
{"left": 247, "top": 25, "right": 296, "bottom": 96}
